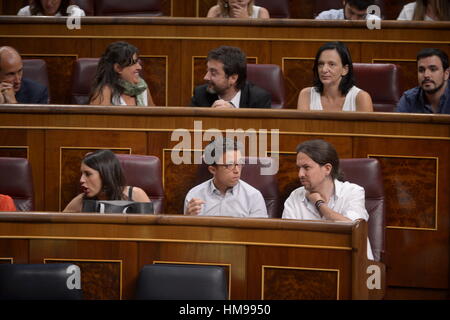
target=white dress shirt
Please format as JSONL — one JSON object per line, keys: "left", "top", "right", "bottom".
{"left": 282, "top": 179, "right": 374, "bottom": 260}
{"left": 184, "top": 178, "right": 268, "bottom": 218}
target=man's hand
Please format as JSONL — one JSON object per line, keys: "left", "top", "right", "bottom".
{"left": 0, "top": 82, "right": 17, "bottom": 104}
{"left": 306, "top": 191, "right": 323, "bottom": 204}
{"left": 211, "top": 99, "right": 235, "bottom": 109}
{"left": 186, "top": 198, "right": 205, "bottom": 215}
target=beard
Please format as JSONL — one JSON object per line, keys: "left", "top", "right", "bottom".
{"left": 422, "top": 79, "right": 445, "bottom": 94}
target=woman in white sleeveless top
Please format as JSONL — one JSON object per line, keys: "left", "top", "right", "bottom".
{"left": 90, "top": 41, "right": 155, "bottom": 107}
{"left": 297, "top": 42, "right": 373, "bottom": 112}
{"left": 207, "top": 0, "right": 270, "bottom": 18}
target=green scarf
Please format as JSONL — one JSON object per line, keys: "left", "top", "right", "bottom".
{"left": 117, "top": 78, "right": 148, "bottom": 106}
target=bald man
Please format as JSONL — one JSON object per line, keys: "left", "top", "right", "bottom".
{"left": 0, "top": 46, "right": 48, "bottom": 104}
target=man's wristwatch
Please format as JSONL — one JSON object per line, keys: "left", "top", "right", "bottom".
{"left": 315, "top": 199, "right": 325, "bottom": 211}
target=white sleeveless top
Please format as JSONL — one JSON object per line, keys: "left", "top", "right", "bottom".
{"left": 309, "top": 86, "right": 361, "bottom": 111}
{"left": 222, "top": 5, "right": 261, "bottom": 18}
{"left": 112, "top": 89, "right": 148, "bottom": 106}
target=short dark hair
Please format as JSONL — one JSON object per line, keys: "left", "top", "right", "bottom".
{"left": 30, "top": 0, "right": 71, "bottom": 16}
{"left": 416, "top": 48, "right": 449, "bottom": 71}
{"left": 296, "top": 139, "right": 342, "bottom": 181}
{"left": 82, "top": 149, "right": 126, "bottom": 200}
{"left": 203, "top": 137, "right": 243, "bottom": 165}
{"left": 207, "top": 46, "right": 247, "bottom": 90}
{"left": 345, "top": 0, "right": 375, "bottom": 11}
{"left": 313, "top": 41, "right": 355, "bottom": 96}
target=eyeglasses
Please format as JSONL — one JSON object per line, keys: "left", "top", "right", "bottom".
{"left": 217, "top": 163, "right": 244, "bottom": 171}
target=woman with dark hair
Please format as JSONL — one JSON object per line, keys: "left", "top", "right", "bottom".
{"left": 63, "top": 150, "right": 150, "bottom": 213}
{"left": 18, "top": 0, "right": 85, "bottom": 16}
{"left": 397, "top": 0, "right": 450, "bottom": 21}
{"left": 90, "top": 41, "right": 155, "bottom": 106}
{"left": 282, "top": 139, "right": 373, "bottom": 259}
{"left": 207, "top": 0, "right": 270, "bottom": 18}
{"left": 297, "top": 41, "right": 373, "bottom": 112}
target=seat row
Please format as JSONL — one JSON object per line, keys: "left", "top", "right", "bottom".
{"left": 0, "top": 154, "right": 385, "bottom": 261}
{"left": 24, "top": 58, "right": 402, "bottom": 112}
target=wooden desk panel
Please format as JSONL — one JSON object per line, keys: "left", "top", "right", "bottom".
{"left": 0, "top": 212, "right": 369, "bottom": 300}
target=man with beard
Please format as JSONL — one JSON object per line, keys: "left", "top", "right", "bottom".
{"left": 191, "top": 46, "right": 271, "bottom": 109}
{"left": 397, "top": 48, "right": 449, "bottom": 114}
{"left": 315, "top": 0, "right": 380, "bottom": 20}
{"left": 282, "top": 139, "right": 373, "bottom": 259}
{"left": 0, "top": 46, "right": 48, "bottom": 104}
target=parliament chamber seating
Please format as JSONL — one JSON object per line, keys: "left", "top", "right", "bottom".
{"left": 69, "top": 58, "right": 98, "bottom": 105}
{"left": 340, "top": 158, "right": 385, "bottom": 262}
{"left": 0, "top": 157, "right": 34, "bottom": 211}
{"left": 0, "top": 263, "right": 84, "bottom": 300}
{"left": 94, "top": 0, "right": 163, "bottom": 17}
{"left": 255, "top": 0, "right": 290, "bottom": 18}
{"left": 116, "top": 154, "right": 165, "bottom": 214}
{"left": 135, "top": 264, "right": 228, "bottom": 300}
{"left": 22, "top": 59, "right": 50, "bottom": 103}
{"left": 247, "top": 64, "right": 286, "bottom": 109}
{"left": 353, "top": 63, "right": 402, "bottom": 112}
{"left": 194, "top": 157, "right": 281, "bottom": 218}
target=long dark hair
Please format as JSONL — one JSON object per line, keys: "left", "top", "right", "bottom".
{"left": 313, "top": 41, "right": 355, "bottom": 96}
{"left": 30, "top": 0, "right": 71, "bottom": 16}
{"left": 296, "top": 139, "right": 343, "bottom": 181}
{"left": 90, "top": 41, "right": 139, "bottom": 104}
{"left": 82, "top": 149, "right": 126, "bottom": 200}
{"left": 413, "top": 0, "right": 450, "bottom": 21}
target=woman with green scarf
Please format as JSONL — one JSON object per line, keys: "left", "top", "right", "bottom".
{"left": 90, "top": 41, "right": 155, "bottom": 106}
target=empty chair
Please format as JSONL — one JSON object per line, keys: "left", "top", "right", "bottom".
{"left": 69, "top": 58, "right": 99, "bottom": 105}
{"left": 116, "top": 154, "right": 165, "bottom": 214}
{"left": 255, "top": 0, "right": 290, "bottom": 18}
{"left": 135, "top": 264, "right": 228, "bottom": 300}
{"left": 247, "top": 64, "right": 285, "bottom": 109}
{"left": 353, "top": 63, "right": 402, "bottom": 112}
{"left": 22, "top": 59, "right": 50, "bottom": 102}
{"left": 94, "top": 0, "right": 163, "bottom": 16}
{"left": 340, "top": 158, "right": 385, "bottom": 262}
{"left": 0, "top": 263, "right": 83, "bottom": 300}
{"left": 0, "top": 157, "right": 34, "bottom": 211}
{"left": 195, "top": 157, "right": 281, "bottom": 218}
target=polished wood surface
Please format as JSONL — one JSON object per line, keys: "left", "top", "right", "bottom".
{"left": 0, "top": 212, "right": 370, "bottom": 300}
{"left": 0, "top": 17, "right": 449, "bottom": 107}
{"left": 0, "top": 105, "right": 449, "bottom": 298}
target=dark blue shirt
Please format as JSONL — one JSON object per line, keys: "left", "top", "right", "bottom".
{"left": 396, "top": 80, "right": 450, "bottom": 114}
{"left": 15, "top": 78, "right": 49, "bottom": 104}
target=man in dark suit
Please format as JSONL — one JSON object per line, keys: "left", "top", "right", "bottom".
{"left": 0, "top": 46, "right": 48, "bottom": 104}
{"left": 191, "top": 46, "right": 271, "bottom": 109}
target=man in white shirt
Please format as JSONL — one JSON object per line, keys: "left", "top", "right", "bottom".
{"left": 184, "top": 138, "right": 268, "bottom": 218}
{"left": 315, "top": 0, "right": 381, "bottom": 21}
{"left": 282, "top": 139, "right": 374, "bottom": 260}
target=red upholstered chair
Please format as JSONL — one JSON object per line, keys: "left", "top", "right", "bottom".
{"left": 247, "top": 64, "right": 285, "bottom": 109}
{"left": 94, "top": 0, "right": 163, "bottom": 16}
{"left": 0, "top": 157, "right": 34, "bottom": 211}
{"left": 353, "top": 63, "right": 402, "bottom": 112}
{"left": 195, "top": 157, "right": 281, "bottom": 218}
{"left": 22, "top": 59, "right": 50, "bottom": 103}
{"left": 115, "top": 154, "right": 165, "bottom": 214}
{"left": 340, "top": 158, "right": 385, "bottom": 262}
{"left": 72, "top": 0, "right": 95, "bottom": 15}
{"left": 69, "top": 58, "right": 99, "bottom": 105}
{"left": 255, "top": 0, "right": 290, "bottom": 18}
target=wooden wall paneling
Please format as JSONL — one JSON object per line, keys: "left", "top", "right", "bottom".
{"left": 353, "top": 137, "right": 450, "bottom": 291}
{"left": 181, "top": 40, "right": 271, "bottom": 106}
{"left": 0, "top": 239, "right": 29, "bottom": 264}
{"left": 288, "top": 0, "right": 314, "bottom": 19}
{"left": 44, "top": 130, "right": 147, "bottom": 211}
{"left": 0, "top": 129, "right": 45, "bottom": 211}
{"left": 30, "top": 239, "right": 139, "bottom": 300}
{"left": 0, "top": 0, "right": 27, "bottom": 15}
{"left": 138, "top": 242, "right": 247, "bottom": 299}
{"left": 197, "top": 0, "right": 216, "bottom": 17}
{"left": 161, "top": 0, "right": 172, "bottom": 16}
